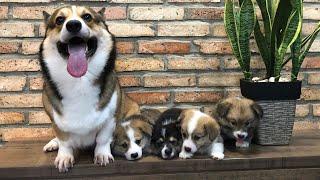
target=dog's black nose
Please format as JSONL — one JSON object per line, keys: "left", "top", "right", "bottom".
{"left": 165, "top": 148, "right": 172, "bottom": 155}
{"left": 237, "top": 134, "right": 245, "bottom": 139}
{"left": 131, "top": 152, "right": 138, "bottom": 159}
{"left": 184, "top": 146, "right": 191, "bottom": 153}
{"left": 66, "top": 20, "right": 82, "bottom": 33}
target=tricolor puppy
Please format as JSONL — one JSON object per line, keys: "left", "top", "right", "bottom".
{"left": 112, "top": 113, "right": 155, "bottom": 161}
{"left": 179, "top": 109, "right": 224, "bottom": 160}
{"left": 214, "top": 97, "right": 263, "bottom": 148}
{"left": 151, "top": 108, "right": 183, "bottom": 160}
{"left": 40, "top": 6, "right": 139, "bottom": 172}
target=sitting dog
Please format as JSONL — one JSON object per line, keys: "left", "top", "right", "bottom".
{"left": 151, "top": 108, "right": 183, "bottom": 160}
{"left": 178, "top": 109, "right": 224, "bottom": 160}
{"left": 214, "top": 97, "right": 263, "bottom": 148}
{"left": 40, "top": 6, "right": 140, "bottom": 172}
{"left": 112, "top": 111, "right": 156, "bottom": 161}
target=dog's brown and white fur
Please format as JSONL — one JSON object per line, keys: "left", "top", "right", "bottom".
{"left": 40, "top": 6, "right": 139, "bottom": 172}
{"left": 214, "top": 97, "right": 263, "bottom": 148}
{"left": 112, "top": 112, "right": 156, "bottom": 161}
{"left": 178, "top": 109, "right": 224, "bottom": 160}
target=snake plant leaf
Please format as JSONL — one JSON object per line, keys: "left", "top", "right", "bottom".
{"left": 274, "top": 10, "right": 302, "bottom": 78}
{"left": 254, "top": 20, "right": 271, "bottom": 76}
{"left": 299, "top": 25, "right": 320, "bottom": 64}
{"left": 239, "top": 0, "right": 255, "bottom": 73}
{"left": 290, "top": 32, "right": 301, "bottom": 81}
{"left": 256, "top": 0, "right": 271, "bottom": 44}
{"left": 224, "top": 0, "right": 243, "bottom": 68}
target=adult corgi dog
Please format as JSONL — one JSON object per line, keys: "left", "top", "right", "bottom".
{"left": 40, "top": 6, "right": 139, "bottom": 172}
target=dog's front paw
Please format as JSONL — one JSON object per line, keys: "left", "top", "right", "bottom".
{"left": 43, "top": 138, "right": 59, "bottom": 152}
{"left": 179, "top": 151, "right": 192, "bottom": 159}
{"left": 54, "top": 152, "right": 74, "bottom": 173}
{"left": 211, "top": 152, "right": 224, "bottom": 160}
{"left": 94, "top": 152, "right": 114, "bottom": 166}
{"left": 236, "top": 141, "right": 250, "bottom": 148}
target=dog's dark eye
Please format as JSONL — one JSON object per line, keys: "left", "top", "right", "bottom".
{"left": 121, "top": 142, "right": 128, "bottom": 148}
{"left": 182, "top": 132, "right": 187, "bottom": 138}
{"left": 157, "top": 138, "right": 164, "bottom": 145}
{"left": 230, "top": 121, "right": 237, "bottom": 126}
{"left": 245, "top": 121, "right": 250, "bottom": 126}
{"left": 82, "top": 13, "right": 92, "bottom": 22}
{"left": 193, "top": 135, "right": 201, "bottom": 141}
{"left": 169, "top": 138, "right": 177, "bottom": 144}
{"left": 135, "top": 139, "right": 141, "bottom": 145}
{"left": 55, "top": 16, "right": 65, "bottom": 25}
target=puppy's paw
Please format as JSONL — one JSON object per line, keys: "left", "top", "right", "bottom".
{"left": 236, "top": 141, "right": 250, "bottom": 148}
{"left": 211, "top": 152, "right": 224, "bottom": 160}
{"left": 54, "top": 153, "right": 74, "bottom": 173}
{"left": 179, "top": 151, "right": 192, "bottom": 159}
{"left": 94, "top": 152, "right": 114, "bottom": 166}
{"left": 43, "top": 138, "right": 59, "bottom": 152}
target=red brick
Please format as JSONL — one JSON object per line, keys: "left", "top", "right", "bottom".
{"left": 0, "top": 59, "right": 41, "bottom": 72}
{"left": 0, "top": 112, "right": 24, "bottom": 125}
{"left": 194, "top": 40, "right": 232, "bottom": 54}
{"left": 21, "top": 41, "right": 41, "bottom": 55}
{"left": 211, "top": 23, "right": 227, "bottom": 37}
{"left": 225, "top": 88, "right": 241, "bottom": 98}
{"left": 301, "top": 56, "right": 320, "bottom": 68}
{"left": 168, "top": 0, "right": 220, "bottom": 2}
{"left": 0, "top": 23, "right": 34, "bottom": 37}
{"left": 118, "top": 75, "right": 141, "bottom": 87}
{"left": 129, "top": 7, "right": 184, "bottom": 20}
{"left": 116, "top": 41, "right": 134, "bottom": 54}
{"left": 12, "top": 6, "right": 55, "bottom": 19}
{"left": 144, "top": 74, "right": 196, "bottom": 87}
{"left": 0, "top": 94, "right": 43, "bottom": 108}
{"left": 104, "top": 7, "right": 127, "bottom": 20}
{"left": 1, "top": 127, "right": 54, "bottom": 142}
{"left": 126, "top": 92, "right": 170, "bottom": 105}
{"left": 296, "top": 104, "right": 309, "bottom": 117}
{"left": 174, "top": 91, "right": 223, "bottom": 103}
{"left": 115, "top": 58, "right": 164, "bottom": 72}
{"left": 168, "top": 55, "right": 220, "bottom": 70}
{"left": 158, "top": 22, "right": 210, "bottom": 36}
{"left": 138, "top": 40, "right": 190, "bottom": 54}
{"left": 301, "top": 88, "right": 320, "bottom": 100}
{"left": 107, "top": 23, "right": 155, "bottom": 37}
{"left": 185, "top": 7, "right": 224, "bottom": 20}
{"left": 224, "top": 56, "right": 265, "bottom": 69}
{"left": 293, "top": 121, "right": 320, "bottom": 130}
{"left": 0, "top": 41, "right": 20, "bottom": 54}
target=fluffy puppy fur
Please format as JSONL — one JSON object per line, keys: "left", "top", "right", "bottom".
{"left": 40, "top": 6, "right": 140, "bottom": 172}
{"left": 112, "top": 110, "right": 161, "bottom": 160}
{"left": 214, "top": 97, "right": 263, "bottom": 148}
{"left": 151, "top": 108, "right": 183, "bottom": 160}
{"left": 179, "top": 109, "right": 224, "bottom": 160}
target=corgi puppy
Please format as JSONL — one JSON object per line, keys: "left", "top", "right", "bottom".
{"left": 214, "top": 97, "right": 263, "bottom": 148}
{"left": 40, "top": 6, "right": 140, "bottom": 172}
{"left": 112, "top": 110, "right": 160, "bottom": 161}
{"left": 179, "top": 109, "right": 224, "bottom": 160}
{"left": 151, "top": 108, "right": 183, "bottom": 160}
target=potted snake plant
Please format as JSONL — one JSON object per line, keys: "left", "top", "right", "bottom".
{"left": 224, "top": 0, "right": 320, "bottom": 145}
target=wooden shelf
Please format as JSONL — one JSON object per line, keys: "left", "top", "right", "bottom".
{"left": 0, "top": 130, "right": 320, "bottom": 179}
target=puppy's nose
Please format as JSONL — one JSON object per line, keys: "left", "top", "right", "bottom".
{"left": 66, "top": 20, "right": 82, "bottom": 33}
{"left": 184, "top": 146, "right": 191, "bottom": 153}
{"left": 131, "top": 152, "right": 138, "bottom": 159}
{"left": 165, "top": 148, "right": 172, "bottom": 155}
{"left": 237, "top": 134, "right": 245, "bottom": 139}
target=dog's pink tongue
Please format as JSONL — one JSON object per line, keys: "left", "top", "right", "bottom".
{"left": 237, "top": 139, "right": 244, "bottom": 144}
{"left": 67, "top": 43, "right": 87, "bottom": 78}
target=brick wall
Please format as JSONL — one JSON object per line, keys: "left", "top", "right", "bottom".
{"left": 0, "top": 0, "right": 319, "bottom": 141}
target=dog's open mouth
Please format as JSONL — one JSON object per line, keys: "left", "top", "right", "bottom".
{"left": 57, "top": 36, "right": 97, "bottom": 78}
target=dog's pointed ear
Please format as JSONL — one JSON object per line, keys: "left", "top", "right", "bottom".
{"left": 215, "top": 101, "right": 232, "bottom": 119}
{"left": 139, "top": 121, "right": 153, "bottom": 137}
{"left": 43, "top": 11, "right": 51, "bottom": 24}
{"left": 204, "top": 121, "right": 220, "bottom": 141}
{"left": 251, "top": 102, "right": 263, "bottom": 119}
{"left": 98, "top": 7, "right": 106, "bottom": 17}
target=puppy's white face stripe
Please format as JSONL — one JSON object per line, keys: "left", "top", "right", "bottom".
{"left": 123, "top": 125, "right": 142, "bottom": 161}
{"left": 161, "top": 144, "right": 175, "bottom": 159}
{"left": 161, "top": 128, "right": 166, "bottom": 138}
{"left": 233, "top": 130, "right": 248, "bottom": 139}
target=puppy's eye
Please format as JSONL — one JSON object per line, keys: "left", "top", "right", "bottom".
{"left": 157, "top": 138, "right": 164, "bottom": 144}
{"left": 169, "top": 138, "right": 177, "bottom": 144}
{"left": 55, "top": 16, "right": 65, "bottom": 25}
{"left": 135, "top": 139, "right": 141, "bottom": 145}
{"left": 82, "top": 13, "right": 92, "bottom": 22}
{"left": 182, "top": 132, "right": 187, "bottom": 138}
{"left": 193, "top": 135, "right": 201, "bottom": 141}
{"left": 245, "top": 121, "right": 250, "bottom": 126}
{"left": 121, "top": 142, "right": 128, "bottom": 148}
{"left": 230, "top": 121, "right": 237, "bottom": 126}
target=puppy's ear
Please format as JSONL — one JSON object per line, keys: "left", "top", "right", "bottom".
{"left": 215, "top": 101, "right": 232, "bottom": 119}
{"left": 139, "top": 121, "right": 153, "bottom": 137}
{"left": 43, "top": 11, "right": 51, "bottom": 24}
{"left": 204, "top": 121, "right": 220, "bottom": 141}
{"left": 177, "top": 110, "right": 185, "bottom": 123}
{"left": 251, "top": 102, "right": 263, "bottom": 119}
{"left": 98, "top": 7, "right": 106, "bottom": 16}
